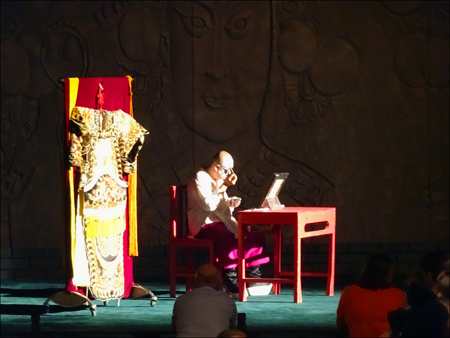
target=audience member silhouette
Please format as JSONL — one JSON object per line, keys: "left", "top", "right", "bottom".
{"left": 336, "top": 253, "right": 407, "bottom": 337}
{"left": 172, "top": 263, "right": 237, "bottom": 337}
{"left": 387, "top": 251, "right": 449, "bottom": 337}
{"left": 418, "top": 251, "right": 450, "bottom": 294}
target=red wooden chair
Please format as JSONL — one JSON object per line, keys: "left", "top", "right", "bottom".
{"left": 169, "top": 185, "right": 216, "bottom": 298}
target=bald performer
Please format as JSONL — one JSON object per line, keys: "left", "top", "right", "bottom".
{"left": 172, "top": 264, "right": 237, "bottom": 337}
{"left": 187, "top": 151, "right": 270, "bottom": 298}
{"left": 188, "top": 151, "right": 241, "bottom": 237}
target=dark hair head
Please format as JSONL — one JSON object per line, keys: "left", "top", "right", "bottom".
{"left": 420, "top": 251, "right": 449, "bottom": 281}
{"left": 356, "top": 253, "right": 394, "bottom": 290}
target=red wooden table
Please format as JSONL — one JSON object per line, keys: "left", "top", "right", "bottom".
{"left": 237, "top": 207, "right": 336, "bottom": 303}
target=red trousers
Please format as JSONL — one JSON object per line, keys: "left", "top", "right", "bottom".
{"left": 194, "top": 222, "right": 270, "bottom": 270}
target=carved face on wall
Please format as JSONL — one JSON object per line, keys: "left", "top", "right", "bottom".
{"left": 169, "top": 1, "right": 271, "bottom": 142}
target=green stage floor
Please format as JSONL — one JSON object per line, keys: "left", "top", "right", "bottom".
{"left": 1, "top": 278, "right": 348, "bottom": 337}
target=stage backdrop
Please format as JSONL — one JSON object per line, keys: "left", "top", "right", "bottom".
{"left": 1, "top": 1, "right": 448, "bottom": 279}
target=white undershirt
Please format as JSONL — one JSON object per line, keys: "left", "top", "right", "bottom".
{"left": 187, "top": 169, "right": 238, "bottom": 237}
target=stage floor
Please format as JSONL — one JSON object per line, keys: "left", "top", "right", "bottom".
{"left": 1, "top": 278, "right": 345, "bottom": 337}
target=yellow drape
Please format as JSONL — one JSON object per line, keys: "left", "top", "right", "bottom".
{"left": 126, "top": 75, "right": 139, "bottom": 257}
{"left": 67, "top": 78, "right": 79, "bottom": 275}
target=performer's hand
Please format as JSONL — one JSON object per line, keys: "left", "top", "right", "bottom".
{"left": 223, "top": 172, "right": 237, "bottom": 187}
{"left": 229, "top": 197, "right": 242, "bottom": 208}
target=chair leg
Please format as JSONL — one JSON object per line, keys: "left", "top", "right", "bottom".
{"left": 169, "top": 244, "right": 177, "bottom": 298}
{"left": 185, "top": 247, "right": 192, "bottom": 292}
{"left": 209, "top": 245, "right": 215, "bottom": 265}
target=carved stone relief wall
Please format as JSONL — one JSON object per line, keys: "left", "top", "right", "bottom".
{"left": 1, "top": 1, "right": 448, "bottom": 250}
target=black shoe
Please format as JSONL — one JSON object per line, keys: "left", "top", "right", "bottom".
{"left": 246, "top": 265, "right": 272, "bottom": 291}
{"left": 246, "top": 265, "right": 262, "bottom": 279}
{"left": 222, "top": 268, "right": 239, "bottom": 294}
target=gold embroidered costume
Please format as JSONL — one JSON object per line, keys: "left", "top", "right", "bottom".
{"left": 69, "top": 107, "right": 148, "bottom": 302}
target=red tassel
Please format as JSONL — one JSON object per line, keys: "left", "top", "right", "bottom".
{"left": 96, "top": 83, "right": 105, "bottom": 113}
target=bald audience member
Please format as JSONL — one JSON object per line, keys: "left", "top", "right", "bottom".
{"left": 172, "top": 263, "right": 237, "bottom": 337}
{"left": 187, "top": 150, "right": 270, "bottom": 298}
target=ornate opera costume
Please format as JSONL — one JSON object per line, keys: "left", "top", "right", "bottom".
{"left": 69, "top": 106, "right": 148, "bottom": 302}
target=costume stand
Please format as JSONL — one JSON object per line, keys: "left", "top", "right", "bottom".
{"left": 44, "top": 291, "right": 97, "bottom": 316}
{"left": 44, "top": 77, "right": 156, "bottom": 315}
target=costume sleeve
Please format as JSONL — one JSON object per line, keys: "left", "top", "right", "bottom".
{"left": 116, "top": 110, "right": 149, "bottom": 174}
{"left": 69, "top": 133, "right": 84, "bottom": 168}
{"left": 68, "top": 107, "right": 91, "bottom": 169}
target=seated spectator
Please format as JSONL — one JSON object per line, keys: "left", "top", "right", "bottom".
{"left": 387, "top": 278, "right": 448, "bottom": 337}
{"left": 336, "top": 253, "right": 407, "bottom": 337}
{"left": 387, "top": 252, "right": 449, "bottom": 337}
{"left": 404, "top": 251, "right": 449, "bottom": 291}
{"left": 172, "top": 263, "right": 237, "bottom": 337}
{"left": 419, "top": 251, "right": 449, "bottom": 294}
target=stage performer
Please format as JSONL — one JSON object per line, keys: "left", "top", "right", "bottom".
{"left": 187, "top": 150, "right": 270, "bottom": 298}
{"left": 68, "top": 106, "right": 148, "bottom": 302}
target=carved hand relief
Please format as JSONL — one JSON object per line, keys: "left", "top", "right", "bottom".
{"left": 169, "top": 1, "right": 271, "bottom": 142}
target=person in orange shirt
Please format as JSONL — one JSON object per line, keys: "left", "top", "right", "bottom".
{"left": 336, "top": 253, "right": 407, "bottom": 337}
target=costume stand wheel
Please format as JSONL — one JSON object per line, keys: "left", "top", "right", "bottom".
{"left": 129, "top": 284, "right": 158, "bottom": 306}
{"left": 43, "top": 291, "right": 96, "bottom": 316}
{"left": 89, "top": 304, "right": 97, "bottom": 316}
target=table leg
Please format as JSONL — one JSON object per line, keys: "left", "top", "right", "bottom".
{"left": 238, "top": 222, "right": 247, "bottom": 302}
{"left": 327, "top": 228, "right": 336, "bottom": 296}
{"left": 294, "top": 223, "right": 302, "bottom": 303}
{"left": 273, "top": 225, "right": 281, "bottom": 294}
